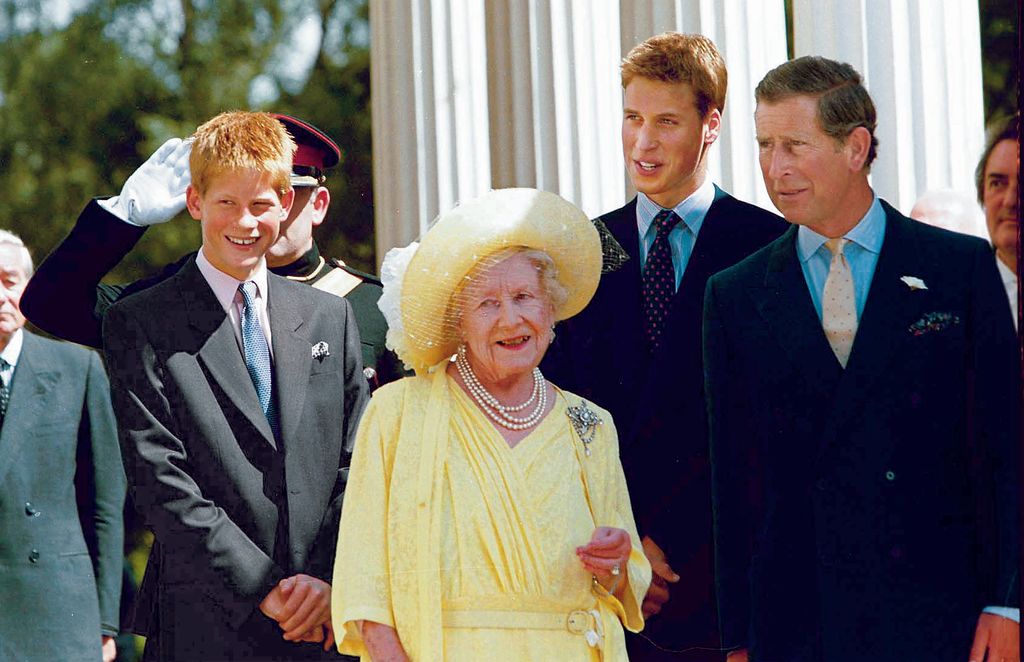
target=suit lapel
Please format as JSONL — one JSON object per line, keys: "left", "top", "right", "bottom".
{"left": 179, "top": 259, "right": 277, "bottom": 449}
{"left": 751, "top": 227, "right": 843, "bottom": 383}
{"left": 0, "top": 333, "right": 59, "bottom": 484}
{"left": 267, "top": 277, "right": 311, "bottom": 447}
{"left": 829, "top": 207, "right": 928, "bottom": 429}
{"left": 600, "top": 201, "right": 649, "bottom": 382}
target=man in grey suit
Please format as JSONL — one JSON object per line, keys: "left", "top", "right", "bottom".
{"left": 0, "top": 229, "right": 125, "bottom": 661}
{"left": 102, "top": 112, "right": 369, "bottom": 660}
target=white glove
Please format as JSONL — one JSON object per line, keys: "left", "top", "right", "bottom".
{"left": 99, "top": 137, "right": 192, "bottom": 226}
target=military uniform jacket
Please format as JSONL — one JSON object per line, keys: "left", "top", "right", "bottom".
{"left": 0, "top": 331, "right": 124, "bottom": 661}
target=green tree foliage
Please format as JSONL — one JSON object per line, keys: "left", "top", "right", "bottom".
{"left": 0, "top": 0, "right": 374, "bottom": 281}
{"left": 979, "top": 0, "right": 1019, "bottom": 122}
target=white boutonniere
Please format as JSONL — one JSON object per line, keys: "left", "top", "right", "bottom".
{"left": 312, "top": 341, "right": 330, "bottom": 361}
{"left": 900, "top": 276, "right": 928, "bottom": 291}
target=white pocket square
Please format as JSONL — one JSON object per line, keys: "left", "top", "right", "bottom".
{"left": 312, "top": 341, "right": 330, "bottom": 361}
{"left": 900, "top": 275, "right": 928, "bottom": 291}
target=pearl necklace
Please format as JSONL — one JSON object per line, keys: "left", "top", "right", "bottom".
{"left": 456, "top": 346, "right": 548, "bottom": 430}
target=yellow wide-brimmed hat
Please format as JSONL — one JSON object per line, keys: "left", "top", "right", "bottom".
{"left": 388, "top": 188, "right": 602, "bottom": 374}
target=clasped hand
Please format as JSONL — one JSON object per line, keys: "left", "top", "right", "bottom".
{"left": 260, "top": 574, "right": 335, "bottom": 651}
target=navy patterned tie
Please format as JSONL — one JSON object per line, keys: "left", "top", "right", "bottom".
{"left": 642, "top": 209, "right": 683, "bottom": 351}
{"left": 238, "top": 281, "right": 278, "bottom": 437}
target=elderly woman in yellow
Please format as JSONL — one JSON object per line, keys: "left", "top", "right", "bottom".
{"left": 331, "top": 188, "right": 650, "bottom": 661}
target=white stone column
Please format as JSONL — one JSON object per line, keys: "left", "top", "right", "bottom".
{"left": 370, "top": 0, "right": 491, "bottom": 255}
{"left": 791, "top": 0, "right": 985, "bottom": 214}
{"left": 486, "top": 0, "right": 624, "bottom": 217}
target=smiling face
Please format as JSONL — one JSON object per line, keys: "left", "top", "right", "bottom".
{"left": 0, "top": 245, "right": 28, "bottom": 348}
{"left": 186, "top": 168, "right": 295, "bottom": 280}
{"left": 457, "top": 252, "right": 556, "bottom": 389}
{"left": 265, "top": 185, "right": 330, "bottom": 267}
{"left": 622, "top": 77, "right": 720, "bottom": 209}
{"left": 755, "top": 94, "right": 873, "bottom": 236}
{"left": 981, "top": 138, "right": 1019, "bottom": 271}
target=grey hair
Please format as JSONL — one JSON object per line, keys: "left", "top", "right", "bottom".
{"left": 474, "top": 246, "right": 568, "bottom": 313}
{"left": 449, "top": 246, "right": 569, "bottom": 337}
{"left": 0, "top": 229, "right": 34, "bottom": 277}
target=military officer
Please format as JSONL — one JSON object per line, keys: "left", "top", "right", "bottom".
{"left": 22, "top": 113, "right": 401, "bottom": 388}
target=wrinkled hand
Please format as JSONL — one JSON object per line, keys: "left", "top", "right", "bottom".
{"left": 640, "top": 536, "right": 679, "bottom": 619}
{"left": 101, "top": 137, "right": 191, "bottom": 226}
{"left": 101, "top": 635, "right": 116, "bottom": 662}
{"left": 726, "top": 649, "right": 748, "bottom": 662}
{"left": 576, "top": 527, "right": 632, "bottom": 584}
{"left": 969, "top": 613, "right": 1019, "bottom": 662}
{"left": 260, "top": 574, "right": 335, "bottom": 651}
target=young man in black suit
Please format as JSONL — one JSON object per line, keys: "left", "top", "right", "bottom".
{"left": 0, "top": 230, "right": 124, "bottom": 662}
{"left": 705, "top": 56, "right": 1019, "bottom": 662}
{"left": 103, "top": 111, "right": 369, "bottom": 661}
{"left": 543, "top": 32, "right": 786, "bottom": 661}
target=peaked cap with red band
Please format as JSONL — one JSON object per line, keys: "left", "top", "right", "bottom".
{"left": 271, "top": 113, "right": 342, "bottom": 186}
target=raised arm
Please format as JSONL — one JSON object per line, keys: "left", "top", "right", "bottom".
{"left": 22, "top": 138, "right": 191, "bottom": 348}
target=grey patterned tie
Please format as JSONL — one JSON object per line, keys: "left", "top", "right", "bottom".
{"left": 238, "top": 282, "right": 278, "bottom": 437}
{"left": 0, "top": 357, "right": 11, "bottom": 426}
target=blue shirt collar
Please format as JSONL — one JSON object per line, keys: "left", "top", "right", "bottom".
{"left": 636, "top": 178, "right": 716, "bottom": 239}
{"left": 796, "top": 196, "right": 886, "bottom": 263}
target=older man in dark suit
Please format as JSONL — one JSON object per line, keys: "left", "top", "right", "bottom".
{"left": 705, "top": 56, "right": 1019, "bottom": 662}
{"left": 0, "top": 230, "right": 124, "bottom": 661}
{"left": 103, "top": 111, "right": 368, "bottom": 661}
{"left": 543, "top": 33, "right": 786, "bottom": 661}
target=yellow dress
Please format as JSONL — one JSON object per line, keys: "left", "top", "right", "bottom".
{"left": 332, "top": 369, "right": 650, "bottom": 661}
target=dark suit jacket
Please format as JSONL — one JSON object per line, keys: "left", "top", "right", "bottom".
{"left": 0, "top": 331, "right": 124, "bottom": 661}
{"left": 102, "top": 258, "right": 369, "bottom": 661}
{"left": 21, "top": 199, "right": 399, "bottom": 384}
{"left": 542, "top": 190, "right": 787, "bottom": 654}
{"left": 704, "top": 202, "right": 1020, "bottom": 662}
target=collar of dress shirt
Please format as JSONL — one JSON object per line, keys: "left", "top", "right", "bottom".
{"left": 196, "top": 248, "right": 270, "bottom": 313}
{"left": 636, "top": 178, "right": 716, "bottom": 241}
{"left": 796, "top": 195, "right": 885, "bottom": 263}
{"left": 0, "top": 327, "right": 24, "bottom": 368}
{"left": 996, "top": 253, "right": 1017, "bottom": 288}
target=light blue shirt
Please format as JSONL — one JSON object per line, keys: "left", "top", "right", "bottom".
{"left": 797, "top": 196, "right": 885, "bottom": 321}
{"left": 636, "top": 179, "right": 716, "bottom": 291}
{"left": 797, "top": 196, "right": 1020, "bottom": 624}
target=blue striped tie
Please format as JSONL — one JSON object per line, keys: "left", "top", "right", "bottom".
{"left": 238, "top": 281, "right": 278, "bottom": 437}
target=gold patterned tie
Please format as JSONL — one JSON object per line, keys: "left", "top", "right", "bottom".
{"left": 822, "top": 238, "right": 857, "bottom": 367}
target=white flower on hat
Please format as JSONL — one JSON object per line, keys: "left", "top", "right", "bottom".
{"left": 377, "top": 241, "right": 420, "bottom": 371}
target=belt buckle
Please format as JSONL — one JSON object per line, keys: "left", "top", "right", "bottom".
{"left": 566, "top": 609, "right": 590, "bottom": 634}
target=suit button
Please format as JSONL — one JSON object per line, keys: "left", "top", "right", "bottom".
{"left": 815, "top": 478, "right": 829, "bottom": 491}
{"left": 890, "top": 545, "right": 905, "bottom": 560}
{"left": 28, "top": 549, "right": 40, "bottom": 563}
{"left": 25, "top": 502, "right": 39, "bottom": 517}
{"left": 885, "top": 470, "right": 896, "bottom": 481}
